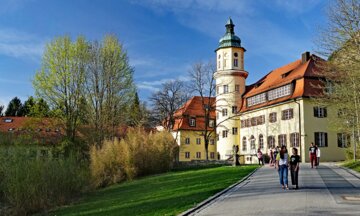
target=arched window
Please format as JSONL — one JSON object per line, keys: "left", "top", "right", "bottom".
{"left": 242, "top": 137, "right": 247, "bottom": 151}
{"left": 233, "top": 52, "right": 238, "bottom": 67}
{"left": 267, "top": 136, "right": 275, "bottom": 148}
{"left": 250, "top": 135, "right": 255, "bottom": 150}
{"left": 259, "top": 134, "right": 264, "bottom": 149}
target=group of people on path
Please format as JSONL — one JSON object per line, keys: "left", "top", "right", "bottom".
{"left": 256, "top": 142, "right": 321, "bottom": 190}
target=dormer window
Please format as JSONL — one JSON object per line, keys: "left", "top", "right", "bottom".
{"left": 3, "top": 118, "right": 13, "bottom": 123}
{"left": 8, "top": 128, "right": 15, "bottom": 131}
{"left": 189, "top": 117, "right": 196, "bottom": 127}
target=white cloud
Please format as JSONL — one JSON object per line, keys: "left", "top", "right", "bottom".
{"left": 137, "top": 76, "right": 190, "bottom": 92}
{"left": 0, "top": 28, "right": 45, "bottom": 60}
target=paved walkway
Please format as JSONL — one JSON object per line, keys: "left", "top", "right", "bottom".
{"left": 192, "top": 163, "right": 360, "bottom": 216}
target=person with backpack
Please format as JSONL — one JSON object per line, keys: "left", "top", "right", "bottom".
{"left": 276, "top": 145, "right": 289, "bottom": 190}
{"left": 257, "top": 148, "right": 264, "bottom": 165}
{"left": 309, "top": 142, "right": 317, "bottom": 168}
{"left": 290, "top": 147, "right": 300, "bottom": 190}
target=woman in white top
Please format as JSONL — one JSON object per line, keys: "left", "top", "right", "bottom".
{"left": 276, "top": 145, "right": 289, "bottom": 190}
{"left": 316, "top": 145, "right": 321, "bottom": 167}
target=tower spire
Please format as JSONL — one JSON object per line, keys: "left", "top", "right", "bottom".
{"left": 225, "top": 17, "right": 234, "bottom": 34}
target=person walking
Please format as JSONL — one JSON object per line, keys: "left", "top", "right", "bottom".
{"left": 257, "top": 148, "right": 264, "bottom": 165}
{"left": 276, "top": 145, "right": 289, "bottom": 190}
{"left": 316, "top": 145, "right": 321, "bottom": 167}
{"left": 309, "top": 142, "right": 317, "bottom": 168}
{"left": 290, "top": 147, "right": 300, "bottom": 190}
{"left": 269, "top": 148, "right": 274, "bottom": 167}
{"left": 273, "top": 146, "right": 279, "bottom": 169}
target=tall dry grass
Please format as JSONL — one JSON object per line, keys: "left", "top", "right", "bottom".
{"left": 90, "top": 128, "right": 178, "bottom": 187}
{"left": 0, "top": 146, "right": 89, "bottom": 215}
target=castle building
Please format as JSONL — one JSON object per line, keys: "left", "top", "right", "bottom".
{"left": 173, "top": 18, "right": 347, "bottom": 163}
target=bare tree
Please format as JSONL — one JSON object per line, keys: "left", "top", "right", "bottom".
{"left": 150, "top": 80, "right": 190, "bottom": 131}
{"left": 188, "top": 61, "right": 217, "bottom": 160}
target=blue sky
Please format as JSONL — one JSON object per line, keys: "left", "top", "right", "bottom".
{"left": 0, "top": 0, "right": 329, "bottom": 109}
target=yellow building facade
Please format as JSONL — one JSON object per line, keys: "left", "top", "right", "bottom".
{"left": 174, "top": 18, "right": 347, "bottom": 163}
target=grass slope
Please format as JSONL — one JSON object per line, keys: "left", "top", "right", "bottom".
{"left": 52, "top": 165, "right": 257, "bottom": 216}
{"left": 342, "top": 160, "right": 360, "bottom": 172}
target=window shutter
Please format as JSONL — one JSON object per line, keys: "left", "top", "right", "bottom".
{"left": 325, "top": 133, "right": 328, "bottom": 147}
{"left": 324, "top": 108, "right": 327, "bottom": 117}
{"left": 281, "top": 111, "right": 285, "bottom": 120}
{"left": 290, "top": 109, "right": 294, "bottom": 119}
{"left": 315, "top": 132, "right": 319, "bottom": 146}
{"left": 314, "top": 107, "right": 318, "bottom": 117}
{"left": 337, "top": 133, "right": 341, "bottom": 147}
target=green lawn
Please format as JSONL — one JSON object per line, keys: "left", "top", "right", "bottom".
{"left": 342, "top": 160, "right": 360, "bottom": 172}
{"left": 51, "top": 165, "right": 258, "bottom": 216}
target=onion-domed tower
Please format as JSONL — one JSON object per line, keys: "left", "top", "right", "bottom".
{"left": 214, "top": 18, "right": 248, "bottom": 159}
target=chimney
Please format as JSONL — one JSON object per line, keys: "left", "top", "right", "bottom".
{"left": 301, "top": 51, "right": 310, "bottom": 63}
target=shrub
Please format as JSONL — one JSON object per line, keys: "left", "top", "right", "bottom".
{"left": 90, "top": 127, "right": 178, "bottom": 188}
{"left": 0, "top": 146, "right": 89, "bottom": 215}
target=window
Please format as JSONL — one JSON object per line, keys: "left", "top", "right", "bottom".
{"left": 8, "top": 128, "right": 15, "bottom": 132}
{"left": 234, "top": 52, "right": 238, "bottom": 57}
{"left": 196, "top": 138, "right": 201, "bottom": 145}
{"left": 185, "top": 138, "right": 190, "bottom": 145}
{"left": 232, "top": 106, "right": 238, "bottom": 114}
{"left": 209, "top": 119, "right": 215, "bottom": 128}
{"left": 246, "top": 119, "right": 251, "bottom": 127}
{"left": 210, "top": 139, "right": 215, "bottom": 145}
{"left": 232, "top": 127, "right": 238, "bottom": 135}
{"left": 247, "top": 93, "right": 267, "bottom": 107}
{"left": 290, "top": 133, "right": 300, "bottom": 147}
{"left": 251, "top": 117, "right": 257, "bottom": 126}
{"left": 314, "top": 107, "right": 327, "bottom": 118}
{"left": 45, "top": 128, "right": 51, "bottom": 132}
{"left": 268, "top": 136, "right": 275, "bottom": 148}
{"left": 242, "top": 137, "right": 247, "bottom": 151}
{"left": 223, "top": 85, "right": 229, "bottom": 93}
{"left": 222, "top": 130, "right": 228, "bottom": 138}
{"left": 196, "top": 152, "right": 201, "bottom": 159}
{"left": 337, "top": 133, "right": 350, "bottom": 148}
{"left": 185, "top": 152, "right": 190, "bottom": 158}
{"left": 216, "top": 112, "right": 219, "bottom": 120}
{"left": 259, "top": 134, "right": 264, "bottom": 149}
{"left": 250, "top": 135, "right": 256, "bottom": 150}
{"left": 235, "top": 85, "right": 240, "bottom": 92}
{"left": 281, "top": 108, "right": 294, "bottom": 120}
{"left": 257, "top": 115, "right": 265, "bottom": 125}
{"left": 189, "top": 117, "right": 196, "bottom": 127}
{"left": 269, "top": 112, "right": 277, "bottom": 123}
{"left": 315, "top": 132, "right": 328, "bottom": 147}
{"left": 222, "top": 109, "right": 228, "bottom": 117}
{"left": 267, "top": 84, "right": 292, "bottom": 100}
{"left": 210, "top": 152, "right": 215, "bottom": 159}
{"left": 218, "top": 61, "right": 221, "bottom": 68}
{"left": 234, "top": 59, "right": 238, "bottom": 67}
{"left": 241, "top": 120, "right": 246, "bottom": 128}
{"left": 278, "top": 134, "right": 287, "bottom": 146}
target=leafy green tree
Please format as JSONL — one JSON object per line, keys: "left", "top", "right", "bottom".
{"left": 5, "top": 97, "right": 23, "bottom": 116}
{"left": 85, "top": 35, "right": 135, "bottom": 146}
{"left": 30, "top": 98, "right": 50, "bottom": 117}
{"left": 33, "top": 36, "right": 89, "bottom": 141}
{"left": 317, "top": 0, "right": 360, "bottom": 159}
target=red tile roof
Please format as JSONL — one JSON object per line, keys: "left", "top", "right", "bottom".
{"left": 0, "top": 116, "right": 63, "bottom": 144}
{"left": 240, "top": 54, "right": 326, "bottom": 112}
{"left": 173, "top": 96, "right": 216, "bottom": 131}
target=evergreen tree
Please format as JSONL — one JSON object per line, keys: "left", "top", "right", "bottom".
{"left": 5, "top": 97, "right": 23, "bottom": 116}
{"left": 128, "top": 92, "right": 142, "bottom": 126}
{"left": 21, "top": 96, "right": 36, "bottom": 116}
